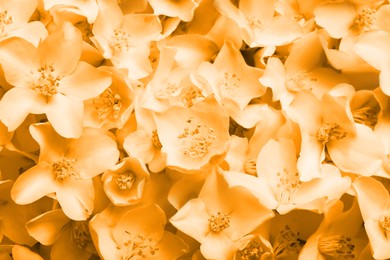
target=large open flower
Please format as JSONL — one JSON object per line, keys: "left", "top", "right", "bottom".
{"left": 0, "top": 22, "right": 112, "bottom": 138}
{"left": 170, "top": 169, "right": 274, "bottom": 259}
{"left": 89, "top": 203, "right": 189, "bottom": 259}
{"left": 10, "top": 122, "right": 119, "bottom": 220}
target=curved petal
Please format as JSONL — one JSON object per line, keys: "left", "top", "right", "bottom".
{"left": 56, "top": 179, "right": 94, "bottom": 221}
{"left": 364, "top": 219, "right": 390, "bottom": 260}
{"left": 297, "top": 134, "right": 324, "bottom": 181}
{"left": 253, "top": 16, "right": 302, "bottom": 47}
{"left": 38, "top": 22, "right": 82, "bottom": 76}
{"left": 0, "top": 88, "right": 46, "bottom": 131}
{"left": 328, "top": 124, "right": 384, "bottom": 176}
{"left": 0, "top": 37, "right": 38, "bottom": 87}
{"left": 314, "top": 1, "right": 356, "bottom": 39}
{"left": 29, "top": 122, "right": 69, "bottom": 163}
{"left": 45, "top": 94, "right": 84, "bottom": 138}
{"left": 11, "top": 245, "right": 43, "bottom": 260}
{"left": 6, "top": 21, "right": 48, "bottom": 47}
{"left": 26, "top": 209, "right": 70, "bottom": 245}
{"left": 149, "top": 0, "right": 198, "bottom": 22}
{"left": 4, "top": 0, "right": 38, "bottom": 24}
{"left": 376, "top": 4, "right": 390, "bottom": 33}
{"left": 113, "top": 204, "right": 166, "bottom": 245}
{"left": 352, "top": 176, "right": 389, "bottom": 220}
{"left": 170, "top": 198, "right": 210, "bottom": 243}
{"left": 121, "top": 14, "right": 162, "bottom": 44}
{"left": 200, "top": 232, "right": 236, "bottom": 260}
{"left": 11, "top": 163, "right": 56, "bottom": 204}
{"left": 354, "top": 30, "right": 390, "bottom": 71}
{"left": 259, "top": 57, "right": 286, "bottom": 102}
{"left": 59, "top": 61, "right": 112, "bottom": 100}
{"left": 153, "top": 231, "right": 189, "bottom": 259}
{"left": 65, "top": 128, "right": 119, "bottom": 179}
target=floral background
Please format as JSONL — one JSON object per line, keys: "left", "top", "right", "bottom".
{"left": 0, "top": 0, "right": 390, "bottom": 259}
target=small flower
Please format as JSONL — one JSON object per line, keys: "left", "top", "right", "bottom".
{"left": 102, "top": 156, "right": 149, "bottom": 206}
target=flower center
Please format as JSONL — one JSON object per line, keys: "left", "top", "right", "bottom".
{"left": 118, "top": 232, "right": 159, "bottom": 259}
{"left": 109, "top": 29, "right": 132, "bottom": 51}
{"left": 237, "top": 240, "right": 266, "bottom": 260}
{"left": 116, "top": 170, "right": 136, "bottom": 190}
{"left": 218, "top": 72, "right": 241, "bottom": 97}
{"left": 276, "top": 168, "right": 300, "bottom": 204}
{"left": 0, "top": 10, "right": 13, "bottom": 38}
{"left": 352, "top": 107, "right": 377, "bottom": 128}
{"left": 318, "top": 234, "right": 355, "bottom": 259}
{"left": 244, "top": 159, "right": 257, "bottom": 176}
{"left": 208, "top": 212, "right": 230, "bottom": 232}
{"left": 154, "top": 82, "right": 179, "bottom": 99}
{"left": 32, "top": 65, "right": 61, "bottom": 96}
{"left": 177, "top": 118, "right": 216, "bottom": 158}
{"left": 181, "top": 86, "right": 205, "bottom": 108}
{"left": 52, "top": 159, "right": 78, "bottom": 181}
{"left": 72, "top": 221, "right": 92, "bottom": 249}
{"left": 354, "top": 8, "right": 376, "bottom": 30}
{"left": 92, "top": 87, "right": 122, "bottom": 120}
{"left": 286, "top": 71, "right": 317, "bottom": 92}
{"left": 379, "top": 215, "right": 390, "bottom": 232}
{"left": 245, "top": 16, "right": 263, "bottom": 35}
{"left": 151, "top": 130, "right": 162, "bottom": 149}
{"left": 316, "top": 123, "right": 347, "bottom": 144}
{"left": 273, "top": 225, "right": 304, "bottom": 258}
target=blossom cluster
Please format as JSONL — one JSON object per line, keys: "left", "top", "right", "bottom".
{"left": 0, "top": 0, "right": 390, "bottom": 259}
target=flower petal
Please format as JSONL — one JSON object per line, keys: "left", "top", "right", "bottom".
{"left": 38, "top": 22, "right": 82, "bottom": 76}
{"left": 45, "top": 94, "right": 84, "bottom": 138}
{"left": 56, "top": 179, "right": 94, "bottom": 221}
{"left": 11, "top": 162, "right": 56, "bottom": 204}
{"left": 170, "top": 198, "right": 210, "bottom": 243}
{"left": 0, "top": 38, "right": 38, "bottom": 87}
{"left": 314, "top": 1, "right": 356, "bottom": 39}
{"left": 65, "top": 128, "right": 119, "bottom": 179}
{"left": 59, "top": 61, "right": 112, "bottom": 100}
{"left": 26, "top": 209, "right": 70, "bottom": 245}
{"left": 328, "top": 124, "right": 384, "bottom": 176}
{"left": 0, "top": 88, "right": 46, "bottom": 131}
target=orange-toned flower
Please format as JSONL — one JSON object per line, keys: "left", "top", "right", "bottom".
{"left": 353, "top": 176, "right": 390, "bottom": 259}
{"left": 0, "top": 22, "right": 112, "bottom": 138}
{"left": 102, "top": 156, "right": 149, "bottom": 206}
{"left": 170, "top": 169, "right": 274, "bottom": 259}
{"left": 154, "top": 97, "right": 230, "bottom": 171}
{"left": 89, "top": 204, "right": 189, "bottom": 259}
{"left": 10, "top": 122, "right": 119, "bottom": 220}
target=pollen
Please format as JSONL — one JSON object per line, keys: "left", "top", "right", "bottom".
{"left": 238, "top": 240, "right": 265, "bottom": 260}
{"left": 109, "top": 29, "right": 132, "bottom": 51}
{"left": 352, "top": 106, "right": 378, "bottom": 128}
{"left": 273, "top": 225, "right": 304, "bottom": 258}
{"left": 118, "top": 231, "right": 159, "bottom": 259}
{"left": 316, "top": 122, "right": 347, "bottom": 144}
{"left": 379, "top": 215, "right": 390, "bottom": 232}
{"left": 92, "top": 87, "right": 122, "bottom": 120}
{"left": 0, "top": 10, "right": 13, "bottom": 38}
{"left": 52, "top": 158, "right": 78, "bottom": 181}
{"left": 177, "top": 118, "right": 216, "bottom": 158}
{"left": 208, "top": 212, "right": 230, "bottom": 232}
{"left": 354, "top": 8, "right": 376, "bottom": 30}
{"left": 218, "top": 72, "right": 241, "bottom": 97}
{"left": 318, "top": 234, "right": 355, "bottom": 259}
{"left": 286, "top": 71, "right": 317, "bottom": 92}
{"left": 151, "top": 130, "right": 162, "bottom": 149}
{"left": 32, "top": 65, "right": 61, "bottom": 96}
{"left": 72, "top": 221, "right": 92, "bottom": 249}
{"left": 276, "top": 168, "right": 300, "bottom": 204}
{"left": 245, "top": 16, "right": 262, "bottom": 35}
{"left": 181, "top": 86, "right": 205, "bottom": 108}
{"left": 116, "top": 170, "right": 136, "bottom": 190}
